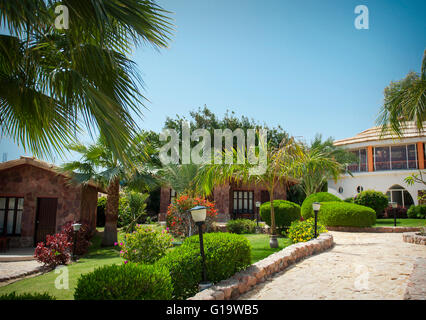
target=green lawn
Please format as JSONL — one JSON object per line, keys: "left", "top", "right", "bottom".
{"left": 0, "top": 229, "right": 291, "bottom": 299}
{"left": 374, "top": 219, "right": 426, "bottom": 227}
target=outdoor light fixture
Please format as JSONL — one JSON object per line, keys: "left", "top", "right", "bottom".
{"left": 255, "top": 201, "right": 261, "bottom": 228}
{"left": 312, "top": 202, "right": 321, "bottom": 238}
{"left": 189, "top": 205, "right": 212, "bottom": 291}
{"left": 71, "top": 223, "right": 82, "bottom": 261}
{"left": 389, "top": 202, "right": 397, "bottom": 227}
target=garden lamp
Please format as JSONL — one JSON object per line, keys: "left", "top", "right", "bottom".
{"left": 389, "top": 202, "right": 397, "bottom": 227}
{"left": 312, "top": 202, "right": 321, "bottom": 238}
{"left": 189, "top": 205, "right": 212, "bottom": 291}
{"left": 71, "top": 223, "right": 82, "bottom": 261}
{"left": 255, "top": 201, "right": 261, "bottom": 227}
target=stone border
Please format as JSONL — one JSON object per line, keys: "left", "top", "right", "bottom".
{"left": 0, "top": 265, "right": 45, "bottom": 283}
{"left": 187, "top": 233, "right": 334, "bottom": 300}
{"left": 403, "top": 232, "right": 426, "bottom": 245}
{"left": 404, "top": 258, "right": 426, "bottom": 300}
{"left": 327, "top": 226, "right": 421, "bottom": 233}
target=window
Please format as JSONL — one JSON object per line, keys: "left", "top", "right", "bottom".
{"left": 374, "top": 144, "right": 417, "bottom": 171}
{"left": 386, "top": 185, "right": 414, "bottom": 208}
{"left": 347, "top": 149, "right": 367, "bottom": 172}
{"left": 0, "top": 197, "right": 24, "bottom": 235}
{"left": 170, "top": 189, "right": 177, "bottom": 203}
{"left": 233, "top": 191, "right": 253, "bottom": 214}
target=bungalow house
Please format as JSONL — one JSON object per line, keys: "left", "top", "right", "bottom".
{"left": 159, "top": 178, "right": 298, "bottom": 222}
{"left": 0, "top": 157, "right": 103, "bottom": 248}
{"left": 328, "top": 122, "right": 426, "bottom": 208}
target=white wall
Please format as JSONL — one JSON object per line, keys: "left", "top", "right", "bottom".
{"left": 328, "top": 170, "right": 422, "bottom": 205}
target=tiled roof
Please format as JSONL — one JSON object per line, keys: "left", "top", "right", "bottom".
{"left": 334, "top": 122, "right": 426, "bottom": 146}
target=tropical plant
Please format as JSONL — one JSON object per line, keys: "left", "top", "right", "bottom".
{"left": 118, "top": 191, "right": 149, "bottom": 233}
{"left": 0, "top": 0, "right": 173, "bottom": 162}
{"left": 377, "top": 49, "right": 426, "bottom": 136}
{"left": 60, "top": 136, "right": 158, "bottom": 246}
{"left": 196, "top": 137, "right": 304, "bottom": 248}
{"left": 159, "top": 164, "right": 201, "bottom": 196}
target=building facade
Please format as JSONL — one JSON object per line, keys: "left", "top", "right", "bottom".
{"left": 328, "top": 123, "right": 426, "bottom": 208}
{"left": 0, "top": 157, "right": 102, "bottom": 248}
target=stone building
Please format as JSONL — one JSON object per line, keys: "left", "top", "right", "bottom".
{"left": 0, "top": 157, "right": 103, "bottom": 248}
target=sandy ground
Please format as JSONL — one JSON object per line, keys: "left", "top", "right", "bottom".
{"left": 239, "top": 231, "right": 426, "bottom": 300}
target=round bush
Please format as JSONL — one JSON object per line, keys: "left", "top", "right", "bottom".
{"left": 156, "top": 232, "right": 251, "bottom": 299}
{"left": 226, "top": 219, "right": 257, "bottom": 234}
{"left": 74, "top": 263, "right": 172, "bottom": 300}
{"left": 407, "top": 205, "right": 426, "bottom": 219}
{"left": 353, "top": 190, "right": 388, "bottom": 217}
{"left": 260, "top": 200, "right": 301, "bottom": 229}
{"left": 301, "top": 192, "right": 342, "bottom": 219}
{"left": 288, "top": 218, "right": 328, "bottom": 243}
{"left": 318, "top": 201, "right": 376, "bottom": 227}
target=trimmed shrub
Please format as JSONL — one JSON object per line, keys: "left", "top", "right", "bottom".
{"left": 156, "top": 232, "right": 251, "bottom": 299}
{"left": 407, "top": 205, "right": 426, "bottom": 219}
{"left": 385, "top": 206, "right": 408, "bottom": 219}
{"left": 116, "top": 225, "right": 173, "bottom": 264}
{"left": 226, "top": 219, "right": 257, "bottom": 234}
{"left": 353, "top": 190, "right": 388, "bottom": 217}
{"left": 288, "top": 218, "right": 328, "bottom": 243}
{"left": 74, "top": 263, "right": 173, "bottom": 300}
{"left": 301, "top": 192, "right": 342, "bottom": 219}
{"left": 34, "top": 233, "right": 72, "bottom": 268}
{"left": 344, "top": 197, "right": 354, "bottom": 203}
{"left": 259, "top": 200, "right": 301, "bottom": 229}
{"left": 0, "top": 292, "right": 55, "bottom": 300}
{"left": 318, "top": 201, "right": 376, "bottom": 227}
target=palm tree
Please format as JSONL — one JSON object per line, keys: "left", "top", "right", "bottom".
{"left": 158, "top": 164, "right": 201, "bottom": 197}
{"left": 0, "top": 0, "right": 172, "bottom": 162}
{"left": 196, "top": 137, "right": 304, "bottom": 248}
{"left": 60, "top": 135, "right": 157, "bottom": 246}
{"left": 377, "top": 49, "right": 426, "bottom": 135}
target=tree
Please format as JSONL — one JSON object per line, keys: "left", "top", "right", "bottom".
{"left": 60, "top": 135, "right": 157, "bottom": 246}
{"left": 196, "top": 137, "right": 304, "bottom": 248}
{"left": 158, "top": 164, "right": 201, "bottom": 197}
{"left": 377, "top": 49, "right": 426, "bottom": 136}
{"left": 0, "top": 0, "right": 173, "bottom": 162}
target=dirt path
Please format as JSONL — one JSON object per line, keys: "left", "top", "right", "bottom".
{"left": 239, "top": 232, "right": 426, "bottom": 300}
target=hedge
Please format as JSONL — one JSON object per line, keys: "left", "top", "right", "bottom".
{"left": 301, "top": 192, "right": 342, "bottom": 219}
{"left": 226, "top": 219, "right": 257, "bottom": 234}
{"left": 156, "top": 232, "right": 251, "bottom": 299}
{"left": 259, "top": 200, "right": 301, "bottom": 229}
{"left": 74, "top": 263, "right": 173, "bottom": 300}
{"left": 353, "top": 190, "right": 388, "bottom": 217}
{"left": 407, "top": 205, "right": 426, "bottom": 219}
{"left": 318, "top": 201, "right": 376, "bottom": 227}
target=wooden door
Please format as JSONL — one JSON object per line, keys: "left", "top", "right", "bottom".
{"left": 35, "top": 198, "right": 57, "bottom": 244}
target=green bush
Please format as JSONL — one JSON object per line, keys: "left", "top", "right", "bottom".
{"left": 260, "top": 200, "right": 301, "bottom": 229}
{"left": 301, "top": 192, "right": 342, "bottom": 219}
{"left": 353, "top": 190, "right": 388, "bottom": 217}
{"left": 318, "top": 201, "right": 376, "bottom": 227}
{"left": 118, "top": 191, "right": 149, "bottom": 232}
{"left": 0, "top": 292, "right": 55, "bottom": 300}
{"left": 407, "top": 205, "right": 426, "bottom": 219}
{"left": 226, "top": 219, "right": 257, "bottom": 234}
{"left": 344, "top": 197, "right": 354, "bottom": 203}
{"left": 117, "top": 225, "right": 173, "bottom": 264}
{"left": 156, "top": 232, "right": 251, "bottom": 299}
{"left": 288, "top": 218, "right": 328, "bottom": 243}
{"left": 74, "top": 263, "right": 173, "bottom": 300}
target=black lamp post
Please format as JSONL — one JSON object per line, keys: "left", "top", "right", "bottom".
{"left": 390, "top": 202, "right": 397, "bottom": 227}
{"left": 312, "top": 202, "right": 321, "bottom": 238}
{"left": 71, "top": 223, "right": 82, "bottom": 261}
{"left": 189, "top": 205, "right": 212, "bottom": 291}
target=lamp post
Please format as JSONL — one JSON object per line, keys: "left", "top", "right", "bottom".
{"left": 189, "top": 205, "right": 212, "bottom": 291}
{"left": 255, "top": 201, "right": 261, "bottom": 226}
{"left": 312, "top": 202, "right": 321, "bottom": 238}
{"left": 71, "top": 223, "right": 82, "bottom": 261}
{"left": 389, "top": 202, "right": 397, "bottom": 227}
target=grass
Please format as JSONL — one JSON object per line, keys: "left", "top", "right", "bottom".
{"left": 374, "top": 218, "right": 426, "bottom": 227}
{"left": 242, "top": 234, "right": 292, "bottom": 264}
{"left": 0, "top": 227, "right": 292, "bottom": 299}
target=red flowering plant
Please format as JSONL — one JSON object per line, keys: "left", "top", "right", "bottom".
{"left": 60, "top": 221, "right": 94, "bottom": 256}
{"left": 166, "top": 194, "right": 218, "bottom": 238}
{"left": 34, "top": 233, "right": 72, "bottom": 268}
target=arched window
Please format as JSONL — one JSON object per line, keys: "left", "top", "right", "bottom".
{"left": 385, "top": 185, "right": 414, "bottom": 208}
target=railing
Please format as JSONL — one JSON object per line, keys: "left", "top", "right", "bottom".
{"left": 374, "top": 160, "right": 418, "bottom": 171}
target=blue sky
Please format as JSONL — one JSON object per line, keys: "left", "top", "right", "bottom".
{"left": 1, "top": 0, "right": 425, "bottom": 163}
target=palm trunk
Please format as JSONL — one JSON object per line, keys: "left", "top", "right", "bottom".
{"left": 102, "top": 177, "right": 120, "bottom": 246}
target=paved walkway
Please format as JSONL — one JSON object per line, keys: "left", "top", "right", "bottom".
{"left": 0, "top": 261, "right": 43, "bottom": 286}
{"left": 239, "top": 232, "right": 426, "bottom": 300}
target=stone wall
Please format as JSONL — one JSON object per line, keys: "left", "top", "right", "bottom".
{"left": 403, "top": 232, "right": 426, "bottom": 245}
{"left": 188, "top": 233, "right": 334, "bottom": 300}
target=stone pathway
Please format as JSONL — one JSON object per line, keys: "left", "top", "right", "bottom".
{"left": 239, "top": 232, "right": 426, "bottom": 300}
{"left": 0, "top": 261, "right": 43, "bottom": 286}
